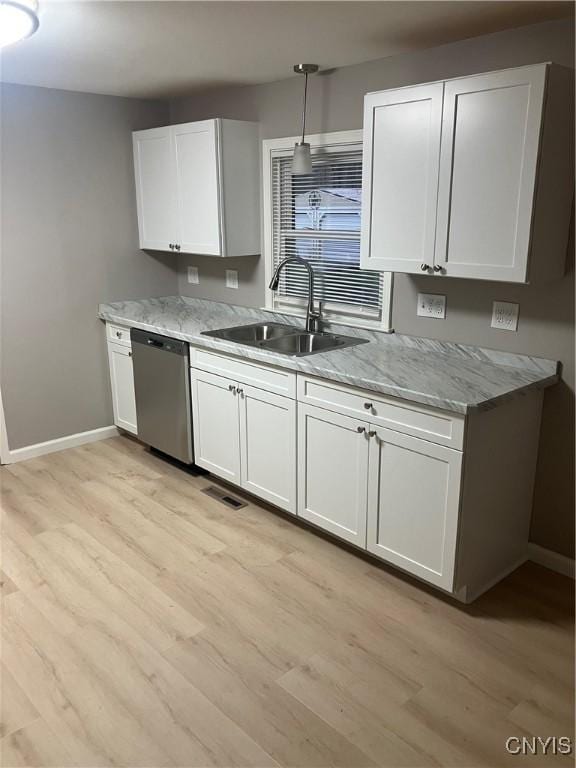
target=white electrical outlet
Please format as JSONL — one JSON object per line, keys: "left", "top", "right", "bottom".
{"left": 417, "top": 293, "right": 446, "bottom": 319}
{"left": 491, "top": 301, "right": 519, "bottom": 331}
{"left": 226, "top": 269, "right": 239, "bottom": 289}
{"left": 187, "top": 266, "right": 199, "bottom": 285}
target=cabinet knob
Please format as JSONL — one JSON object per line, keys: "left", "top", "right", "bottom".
{"left": 175, "top": 244, "right": 181, "bottom": 252}
{"left": 356, "top": 426, "right": 366, "bottom": 434}
{"left": 433, "top": 265, "right": 443, "bottom": 273}
{"left": 368, "top": 430, "right": 377, "bottom": 438}
{"left": 116, "top": 331, "right": 121, "bottom": 338}
{"left": 420, "top": 263, "right": 430, "bottom": 271}
{"left": 128, "top": 351, "right": 132, "bottom": 357}
{"left": 363, "top": 402, "right": 373, "bottom": 410}
{"left": 237, "top": 387, "right": 244, "bottom": 396}
{"left": 228, "top": 384, "right": 237, "bottom": 394}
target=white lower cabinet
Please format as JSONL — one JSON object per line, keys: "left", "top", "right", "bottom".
{"left": 297, "top": 404, "right": 462, "bottom": 588}
{"left": 191, "top": 369, "right": 241, "bottom": 484}
{"left": 297, "top": 404, "right": 369, "bottom": 546}
{"left": 188, "top": 355, "right": 544, "bottom": 602}
{"left": 240, "top": 384, "right": 296, "bottom": 513}
{"left": 190, "top": 367, "right": 296, "bottom": 513}
{"left": 366, "top": 427, "right": 462, "bottom": 591}
{"left": 107, "top": 340, "right": 137, "bottom": 435}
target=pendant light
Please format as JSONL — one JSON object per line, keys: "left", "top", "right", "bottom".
{"left": 0, "top": 0, "right": 39, "bottom": 48}
{"left": 292, "top": 64, "right": 318, "bottom": 175}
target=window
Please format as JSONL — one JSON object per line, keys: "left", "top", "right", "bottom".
{"left": 263, "top": 131, "right": 392, "bottom": 330}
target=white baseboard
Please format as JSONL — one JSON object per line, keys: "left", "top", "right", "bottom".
{"left": 528, "top": 543, "right": 575, "bottom": 579}
{"left": 5, "top": 425, "right": 119, "bottom": 464}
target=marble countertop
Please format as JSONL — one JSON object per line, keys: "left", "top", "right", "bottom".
{"left": 98, "top": 296, "right": 558, "bottom": 415}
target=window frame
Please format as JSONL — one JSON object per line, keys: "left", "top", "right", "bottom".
{"left": 262, "top": 130, "right": 393, "bottom": 332}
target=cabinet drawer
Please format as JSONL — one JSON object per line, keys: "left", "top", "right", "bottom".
{"left": 107, "top": 323, "right": 132, "bottom": 347}
{"left": 190, "top": 347, "right": 296, "bottom": 399}
{"left": 297, "top": 375, "right": 464, "bottom": 449}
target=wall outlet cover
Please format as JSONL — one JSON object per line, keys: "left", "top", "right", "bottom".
{"left": 417, "top": 293, "right": 446, "bottom": 319}
{"left": 226, "top": 269, "right": 239, "bottom": 289}
{"left": 187, "top": 266, "right": 199, "bottom": 285}
{"left": 491, "top": 301, "right": 519, "bottom": 331}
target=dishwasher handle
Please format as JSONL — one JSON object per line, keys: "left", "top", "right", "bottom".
{"left": 130, "top": 328, "right": 189, "bottom": 356}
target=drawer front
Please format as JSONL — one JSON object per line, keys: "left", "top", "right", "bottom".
{"left": 107, "top": 323, "right": 132, "bottom": 347}
{"left": 190, "top": 347, "right": 296, "bottom": 399}
{"left": 297, "top": 375, "right": 464, "bottom": 449}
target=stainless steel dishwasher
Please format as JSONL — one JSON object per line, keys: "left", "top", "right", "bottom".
{"left": 131, "top": 329, "right": 194, "bottom": 464}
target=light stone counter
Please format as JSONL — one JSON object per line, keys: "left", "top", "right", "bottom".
{"left": 99, "top": 296, "right": 558, "bottom": 415}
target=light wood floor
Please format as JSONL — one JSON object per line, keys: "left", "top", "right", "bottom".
{"left": 1, "top": 436, "right": 574, "bottom": 768}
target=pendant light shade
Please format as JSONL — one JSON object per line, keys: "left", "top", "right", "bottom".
{"left": 292, "top": 64, "right": 318, "bottom": 176}
{"left": 0, "top": 0, "right": 39, "bottom": 48}
{"left": 292, "top": 142, "right": 313, "bottom": 175}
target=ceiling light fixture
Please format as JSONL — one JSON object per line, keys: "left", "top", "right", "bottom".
{"left": 292, "top": 63, "right": 318, "bottom": 175}
{"left": 0, "top": 0, "right": 39, "bottom": 48}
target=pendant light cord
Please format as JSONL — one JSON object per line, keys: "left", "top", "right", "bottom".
{"left": 301, "top": 72, "right": 308, "bottom": 144}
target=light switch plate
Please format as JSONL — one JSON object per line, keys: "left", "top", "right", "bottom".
{"left": 226, "top": 269, "right": 239, "bottom": 289}
{"left": 187, "top": 266, "right": 199, "bottom": 285}
{"left": 491, "top": 301, "right": 519, "bottom": 331}
{"left": 417, "top": 293, "right": 446, "bottom": 319}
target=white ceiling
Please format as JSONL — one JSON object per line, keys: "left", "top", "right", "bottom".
{"left": 0, "top": 1, "right": 572, "bottom": 99}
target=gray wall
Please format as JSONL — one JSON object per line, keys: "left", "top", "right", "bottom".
{"left": 171, "top": 17, "right": 575, "bottom": 558}
{"left": 1, "top": 84, "right": 176, "bottom": 450}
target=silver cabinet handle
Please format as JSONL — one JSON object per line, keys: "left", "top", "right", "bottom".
{"left": 420, "top": 263, "right": 430, "bottom": 271}
{"left": 433, "top": 265, "right": 443, "bottom": 273}
{"left": 363, "top": 402, "right": 373, "bottom": 410}
{"left": 356, "top": 426, "right": 366, "bottom": 434}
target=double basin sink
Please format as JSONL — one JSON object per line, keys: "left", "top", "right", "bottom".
{"left": 202, "top": 322, "right": 368, "bottom": 357}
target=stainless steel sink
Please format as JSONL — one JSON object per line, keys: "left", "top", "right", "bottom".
{"left": 202, "top": 322, "right": 298, "bottom": 343}
{"left": 202, "top": 322, "right": 368, "bottom": 357}
{"left": 262, "top": 333, "right": 354, "bottom": 356}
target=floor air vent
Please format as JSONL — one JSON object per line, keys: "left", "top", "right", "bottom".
{"left": 202, "top": 485, "right": 247, "bottom": 510}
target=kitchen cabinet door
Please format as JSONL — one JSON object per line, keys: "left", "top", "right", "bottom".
{"left": 190, "top": 369, "right": 240, "bottom": 484}
{"left": 173, "top": 121, "right": 222, "bottom": 256}
{"left": 434, "top": 65, "right": 546, "bottom": 282}
{"left": 366, "top": 427, "right": 462, "bottom": 591}
{"left": 360, "top": 83, "right": 444, "bottom": 274}
{"left": 239, "top": 385, "right": 296, "bottom": 514}
{"left": 132, "top": 127, "right": 178, "bottom": 251}
{"left": 298, "top": 404, "right": 369, "bottom": 546}
{"left": 107, "top": 342, "right": 137, "bottom": 435}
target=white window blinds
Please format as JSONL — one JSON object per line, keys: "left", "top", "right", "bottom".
{"left": 271, "top": 147, "right": 384, "bottom": 321}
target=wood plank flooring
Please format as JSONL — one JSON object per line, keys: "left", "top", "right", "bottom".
{"left": 1, "top": 435, "right": 574, "bottom": 768}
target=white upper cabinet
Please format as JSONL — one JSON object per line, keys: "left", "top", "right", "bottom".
{"left": 361, "top": 64, "right": 572, "bottom": 283}
{"left": 434, "top": 66, "right": 546, "bottom": 282}
{"left": 360, "top": 83, "right": 443, "bottom": 274}
{"left": 133, "top": 119, "right": 260, "bottom": 257}
{"left": 133, "top": 127, "right": 178, "bottom": 252}
{"left": 173, "top": 121, "right": 221, "bottom": 256}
